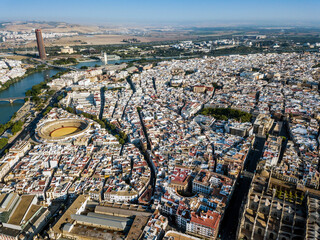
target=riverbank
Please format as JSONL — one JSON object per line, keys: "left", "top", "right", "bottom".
{"left": 0, "top": 68, "right": 62, "bottom": 125}
{"left": 0, "top": 64, "right": 53, "bottom": 93}
{"left": 0, "top": 69, "right": 63, "bottom": 151}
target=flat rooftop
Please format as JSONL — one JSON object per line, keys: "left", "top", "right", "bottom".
{"left": 8, "top": 195, "right": 35, "bottom": 225}
{"left": 52, "top": 195, "right": 89, "bottom": 234}
{"left": 126, "top": 216, "right": 149, "bottom": 240}
{"left": 95, "top": 205, "right": 153, "bottom": 217}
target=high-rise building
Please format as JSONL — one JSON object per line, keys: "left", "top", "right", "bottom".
{"left": 35, "top": 29, "right": 46, "bottom": 60}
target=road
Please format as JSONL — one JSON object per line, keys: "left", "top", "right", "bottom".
{"left": 99, "top": 87, "right": 105, "bottom": 120}
{"left": 136, "top": 109, "right": 156, "bottom": 196}
{"left": 218, "top": 135, "right": 266, "bottom": 240}
{"left": 277, "top": 120, "right": 290, "bottom": 164}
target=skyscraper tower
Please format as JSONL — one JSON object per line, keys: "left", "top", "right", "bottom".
{"left": 35, "top": 29, "right": 46, "bottom": 60}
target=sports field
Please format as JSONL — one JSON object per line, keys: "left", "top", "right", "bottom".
{"left": 50, "top": 127, "right": 81, "bottom": 137}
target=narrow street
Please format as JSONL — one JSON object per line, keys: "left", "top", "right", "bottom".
{"left": 126, "top": 75, "right": 156, "bottom": 198}
{"left": 277, "top": 120, "right": 291, "bottom": 164}
{"left": 126, "top": 75, "right": 136, "bottom": 93}
{"left": 152, "top": 77, "right": 157, "bottom": 94}
{"left": 99, "top": 87, "right": 105, "bottom": 120}
{"left": 218, "top": 136, "right": 266, "bottom": 240}
{"left": 136, "top": 109, "right": 156, "bottom": 193}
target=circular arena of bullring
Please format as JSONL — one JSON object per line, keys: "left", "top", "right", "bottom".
{"left": 35, "top": 119, "right": 91, "bottom": 143}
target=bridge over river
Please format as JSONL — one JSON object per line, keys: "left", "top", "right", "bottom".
{"left": 31, "top": 58, "right": 80, "bottom": 72}
{"left": 0, "top": 96, "right": 26, "bottom": 103}
{"left": 42, "top": 61, "right": 80, "bottom": 71}
{"left": 45, "top": 63, "right": 79, "bottom": 71}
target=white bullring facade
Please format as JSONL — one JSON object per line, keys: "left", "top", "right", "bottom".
{"left": 35, "top": 118, "right": 91, "bottom": 143}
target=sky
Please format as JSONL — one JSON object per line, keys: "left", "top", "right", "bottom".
{"left": 1, "top": 0, "right": 320, "bottom": 26}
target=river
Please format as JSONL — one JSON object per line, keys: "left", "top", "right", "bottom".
{"left": 0, "top": 59, "right": 132, "bottom": 125}
{"left": 0, "top": 69, "right": 61, "bottom": 124}
{"left": 76, "top": 59, "right": 132, "bottom": 68}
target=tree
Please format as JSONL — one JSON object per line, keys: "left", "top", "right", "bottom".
{"left": 53, "top": 58, "right": 78, "bottom": 65}
{"left": 0, "top": 138, "right": 8, "bottom": 149}
{"left": 57, "top": 95, "right": 64, "bottom": 101}
{"left": 26, "top": 89, "right": 33, "bottom": 96}
{"left": 200, "top": 107, "right": 252, "bottom": 122}
{"left": 43, "top": 106, "right": 53, "bottom": 116}
{"left": 11, "top": 121, "right": 23, "bottom": 135}
{"left": 31, "top": 96, "right": 41, "bottom": 103}
{"left": 185, "top": 70, "right": 195, "bottom": 75}
{"left": 66, "top": 107, "right": 74, "bottom": 113}
{"left": 47, "top": 90, "right": 55, "bottom": 96}
{"left": 97, "top": 120, "right": 105, "bottom": 128}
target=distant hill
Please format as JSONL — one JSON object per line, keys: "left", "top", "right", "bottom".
{"left": 0, "top": 21, "right": 102, "bottom": 33}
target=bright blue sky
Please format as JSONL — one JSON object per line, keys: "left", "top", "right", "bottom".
{"left": 1, "top": 0, "right": 320, "bottom": 26}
